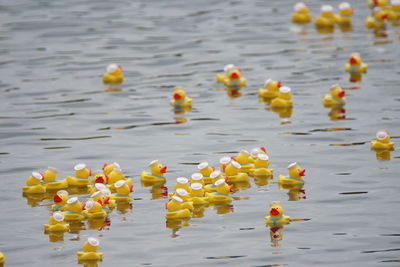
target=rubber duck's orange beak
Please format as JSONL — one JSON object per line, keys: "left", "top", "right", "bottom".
{"left": 95, "top": 176, "right": 105, "bottom": 184}
{"left": 89, "top": 169, "right": 92, "bottom": 176}
{"left": 350, "top": 8, "right": 353, "bottom": 14}
{"left": 338, "top": 91, "right": 345, "bottom": 98}
{"left": 381, "top": 13, "right": 388, "bottom": 20}
{"left": 229, "top": 72, "right": 239, "bottom": 80}
{"left": 102, "top": 163, "right": 108, "bottom": 170}
{"left": 173, "top": 93, "right": 182, "bottom": 100}
{"left": 118, "top": 65, "right": 123, "bottom": 71}
{"left": 229, "top": 184, "right": 234, "bottom": 192}
{"left": 160, "top": 166, "right": 167, "bottom": 174}
{"left": 104, "top": 197, "right": 110, "bottom": 204}
{"left": 299, "top": 169, "right": 306, "bottom": 176}
{"left": 340, "top": 108, "right": 346, "bottom": 113}
{"left": 373, "top": 0, "right": 379, "bottom": 5}
{"left": 96, "top": 199, "right": 103, "bottom": 205}
{"left": 231, "top": 156, "right": 237, "bottom": 161}
{"left": 277, "top": 81, "right": 282, "bottom": 88}
{"left": 54, "top": 194, "right": 62, "bottom": 203}
{"left": 222, "top": 164, "right": 227, "bottom": 171}
{"left": 225, "top": 176, "right": 229, "bottom": 183}
{"left": 129, "top": 185, "right": 134, "bottom": 192}
{"left": 260, "top": 147, "right": 267, "bottom": 153}
{"left": 349, "top": 57, "right": 357, "bottom": 64}
{"left": 270, "top": 208, "right": 280, "bottom": 216}
{"left": 211, "top": 166, "right": 215, "bottom": 171}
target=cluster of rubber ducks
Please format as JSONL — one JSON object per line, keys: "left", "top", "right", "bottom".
{"left": 291, "top": 1, "right": 400, "bottom": 34}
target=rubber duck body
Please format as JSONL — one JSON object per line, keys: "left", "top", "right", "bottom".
{"left": 292, "top": 2, "right": 312, "bottom": 24}
{"left": 83, "top": 200, "right": 107, "bottom": 219}
{"left": 265, "top": 201, "right": 291, "bottom": 226}
{"left": 278, "top": 162, "right": 306, "bottom": 186}
{"left": 42, "top": 167, "right": 68, "bottom": 190}
{"left": 189, "top": 183, "right": 208, "bottom": 205}
{"left": 225, "top": 160, "right": 249, "bottom": 183}
{"left": 140, "top": 160, "right": 167, "bottom": 184}
{"left": 66, "top": 163, "right": 91, "bottom": 187}
{"left": 103, "top": 64, "right": 124, "bottom": 85}
{"left": 204, "top": 170, "right": 223, "bottom": 193}
{"left": 270, "top": 86, "right": 293, "bottom": 108}
{"left": 51, "top": 190, "right": 69, "bottom": 211}
{"left": 315, "top": 5, "right": 337, "bottom": 28}
{"left": 258, "top": 79, "right": 282, "bottom": 99}
{"left": 216, "top": 64, "right": 246, "bottom": 91}
{"left": 165, "top": 196, "right": 192, "bottom": 220}
{"left": 336, "top": 2, "right": 353, "bottom": 26}
{"left": 63, "top": 197, "right": 85, "bottom": 221}
{"left": 345, "top": 53, "right": 368, "bottom": 82}
{"left": 323, "top": 84, "right": 346, "bottom": 107}
{"left": 22, "top": 171, "right": 46, "bottom": 194}
{"left": 206, "top": 179, "right": 233, "bottom": 204}
{"left": 234, "top": 150, "right": 254, "bottom": 173}
{"left": 170, "top": 87, "right": 192, "bottom": 108}
{"left": 371, "top": 130, "right": 395, "bottom": 150}
{"left": 106, "top": 167, "right": 132, "bottom": 192}
{"left": 197, "top": 162, "right": 215, "bottom": 184}
{"left": 77, "top": 237, "right": 103, "bottom": 262}
{"left": 111, "top": 180, "right": 132, "bottom": 203}
{"left": 44, "top": 211, "right": 70, "bottom": 232}
{"left": 249, "top": 153, "right": 274, "bottom": 177}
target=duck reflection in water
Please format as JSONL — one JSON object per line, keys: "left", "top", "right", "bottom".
{"left": 269, "top": 226, "right": 284, "bottom": 247}
{"left": 374, "top": 149, "right": 392, "bottom": 160}
{"left": 268, "top": 106, "right": 293, "bottom": 125}
{"left": 166, "top": 218, "right": 190, "bottom": 238}
{"left": 278, "top": 183, "right": 307, "bottom": 202}
{"left": 328, "top": 105, "right": 346, "bottom": 121}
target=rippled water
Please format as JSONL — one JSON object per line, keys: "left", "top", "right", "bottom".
{"left": 1, "top": 0, "right": 400, "bottom": 266}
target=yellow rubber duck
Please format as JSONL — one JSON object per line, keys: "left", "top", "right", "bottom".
{"left": 42, "top": 167, "right": 68, "bottom": 190}
{"left": 371, "top": 130, "right": 395, "bottom": 150}
{"left": 83, "top": 200, "right": 107, "bottom": 219}
{"left": 345, "top": 53, "right": 368, "bottom": 77}
{"left": 278, "top": 162, "right": 306, "bottom": 186}
{"left": 102, "top": 64, "right": 124, "bottom": 85}
{"left": 291, "top": 2, "right": 312, "bottom": 24}
{"left": 234, "top": 150, "right": 254, "bottom": 173}
{"left": 391, "top": 0, "right": 400, "bottom": 23}
{"left": 22, "top": 171, "right": 46, "bottom": 194}
{"left": 172, "top": 188, "right": 194, "bottom": 211}
{"left": 314, "top": 5, "right": 337, "bottom": 28}
{"left": 204, "top": 170, "right": 223, "bottom": 193}
{"left": 66, "top": 163, "right": 91, "bottom": 187}
{"left": 225, "top": 160, "right": 249, "bottom": 183}
{"left": 265, "top": 201, "right": 291, "bottom": 226}
{"left": 90, "top": 190, "right": 116, "bottom": 212}
{"left": 165, "top": 196, "right": 192, "bottom": 220}
{"left": 219, "top": 156, "right": 231, "bottom": 173}
{"left": 367, "top": 0, "right": 388, "bottom": 11}
{"left": 216, "top": 64, "right": 246, "bottom": 90}
{"left": 89, "top": 182, "right": 108, "bottom": 195}
{"left": 102, "top": 162, "right": 119, "bottom": 175}
{"left": 77, "top": 237, "right": 103, "bottom": 261}
{"left": 336, "top": 2, "right": 353, "bottom": 26}
{"left": 91, "top": 171, "right": 107, "bottom": 185}
{"left": 190, "top": 173, "right": 204, "bottom": 186}
{"left": 173, "top": 177, "right": 190, "bottom": 191}
{"left": 106, "top": 166, "right": 132, "bottom": 192}
{"left": 51, "top": 190, "right": 69, "bottom": 211}
{"left": 270, "top": 86, "right": 293, "bottom": 108}
{"left": 63, "top": 197, "right": 85, "bottom": 221}
{"left": 206, "top": 179, "right": 233, "bottom": 204}
{"left": 189, "top": 183, "right": 208, "bottom": 205}
{"left": 0, "top": 251, "right": 5, "bottom": 266}
{"left": 170, "top": 87, "right": 192, "bottom": 108}
{"left": 44, "top": 211, "right": 69, "bottom": 232}
{"left": 258, "top": 78, "right": 282, "bottom": 99}
{"left": 111, "top": 180, "right": 132, "bottom": 203}
{"left": 249, "top": 153, "right": 274, "bottom": 177}
{"left": 365, "top": 7, "right": 389, "bottom": 30}
{"left": 323, "top": 84, "right": 346, "bottom": 107}
{"left": 197, "top": 162, "right": 215, "bottom": 184}
{"left": 250, "top": 147, "right": 267, "bottom": 162}
{"left": 140, "top": 160, "right": 167, "bottom": 184}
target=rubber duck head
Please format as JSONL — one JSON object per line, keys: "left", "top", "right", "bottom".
{"left": 348, "top": 53, "right": 362, "bottom": 66}
{"left": 149, "top": 160, "right": 167, "bottom": 176}
{"left": 368, "top": 0, "right": 388, "bottom": 9}
{"left": 294, "top": 2, "right": 309, "bottom": 14}
{"left": 102, "top": 162, "right": 120, "bottom": 175}
{"left": 339, "top": 2, "right": 353, "bottom": 16}
{"left": 85, "top": 200, "right": 102, "bottom": 213}
{"left": 197, "top": 162, "right": 214, "bottom": 177}
{"left": 321, "top": 5, "right": 335, "bottom": 18}
{"left": 254, "top": 153, "right": 270, "bottom": 168}
{"left": 219, "top": 157, "right": 231, "bottom": 172}
{"left": 376, "top": 130, "right": 391, "bottom": 143}
{"left": 173, "top": 88, "right": 187, "bottom": 102}
{"left": 227, "top": 68, "right": 242, "bottom": 82}
{"left": 27, "top": 171, "right": 43, "bottom": 186}
{"left": 91, "top": 190, "right": 107, "bottom": 205}
{"left": 167, "top": 195, "right": 184, "bottom": 211}
{"left": 235, "top": 150, "right": 251, "bottom": 165}
{"left": 43, "top": 167, "right": 58, "bottom": 182}
{"left": 225, "top": 160, "right": 241, "bottom": 176}
{"left": 92, "top": 171, "right": 107, "bottom": 184}
{"left": 107, "top": 167, "right": 125, "bottom": 183}
{"left": 264, "top": 78, "right": 282, "bottom": 92}
{"left": 66, "top": 197, "right": 83, "bottom": 213}
{"left": 115, "top": 180, "right": 131, "bottom": 195}
{"left": 190, "top": 183, "right": 205, "bottom": 197}
{"left": 373, "top": 7, "right": 389, "bottom": 22}
{"left": 175, "top": 188, "right": 190, "bottom": 201}
{"left": 269, "top": 201, "right": 284, "bottom": 218}
{"left": 250, "top": 147, "right": 267, "bottom": 159}
{"left": 107, "top": 64, "right": 122, "bottom": 75}
{"left": 49, "top": 211, "right": 65, "bottom": 225}
{"left": 74, "top": 163, "right": 91, "bottom": 179}
{"left": 82, "top": 237, "right": 100, "bottom": 252}
{"left": 330, "top": 84, "right": 346, "bottom": 99}
{"left": 53, "top": 190, "right": 69, "bottom": 204}
{"left": 288, "top": 162, "right": 306, "bottom": 179}
{"left": 277, "top": 86, "right": 292, "bottom": 100}
{"left": 190, "top": 173, "right": 204, "bottom": 185}
{"left": 175, "top": 177, "right": 190, "bottom": 191}
{"left": 215, "top": 179, "right": 231, "bottom": 195}
{"left": 223, "top": 64, "right": 236, "bottom": 74}
{"left": 392, "top": 0, "right": 400, "bottom": 11}
{"left": 210, "top": 170, "right": 222, "bottom": 184}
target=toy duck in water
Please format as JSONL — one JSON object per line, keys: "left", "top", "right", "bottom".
{"left": 204, "top": 170, "right": 223, "bottom": 193}
{"left": 250, "top": 147, "right": 267, "bottom": 162}
{"left": 224, "top": 160, "right": 249, "bottom": 182}
{"left": 336, "top": 2, "right": 353, "bottom": 26}
{"left": 258, "top": 79, "right": 282, "bottom": 99}
{"left": 234, "top": 150, "right": 254, "bottom": 173}
{"left": 249, "top": 153, "right": 274, "bottom": 177}
{"left": 292, "top": 2, "right": 312, "bottom": 24}
{"left": 216, "top": 64, "right": 246, "bottom": 91}
{"left": 107, "top": 166, "right": 132, "bottom": 192}
{"left": 315, "top": 5, "right": 337, "bottom": 28}
{"left": 42, "top": 167, "right": 68, "bottom": 190}
{"left": 83, "top": 200, "right": 107, "bottom": 219}
{"left": 111, "top": 180, "right": 133, "bottom": 203}
{"left": 103, "top": 64, "right": 124, "bottom": 85}
{"left": 270, "top": 86, "right": 293, "bottom": 108}
{"left": 44, "top": 211, "right": 69, "bottom": 232}
{"left": 67, "top": 163, "right": 91, "bottom": 187}
{"left": 197, "top": 162, "right": 215, "bottom": 184}
{"left": 170, "top": 87, "right": 192, "bottom": 108}
{"left": 366, "top": 7, "right": 389, "bottom": 30}
{"left": 323, "top": 84, "right": 346, "bottom": 107}
{"left": 371, "top": 130, "right": 395, "bottom": 150}
{"left": 140, "top": 160, "right": 167, "bottom": 184}
{"left": 22, "top": 171, "right": 46, "bottom": 194}
{"left": 189, "top": 183, "right": 208, "bottom": 205}
{"left": 345, "top": 53, "right": 368, "bottom": 82}
{"left": 391, "top": 0, "right": 400, "bottom": 24}
{"left": 367, "top": 0, "right": 388, "bottom": 11}
{"left": 165, "top": 196, "right": 192, "bottom": 220}
{"left": 63, "top": 197, "right": 85, "bottom": 221}
{"left": 77, "top": 237, "right": 103, "bottom": 262}
{"left": 90, "top": 189, "right": 116, "bottom": 212}
{"left": 219, "top": 156, "right": 231, "bottom": 172}
{"left": 190, "top": 173, "right": 204, "bottom": 186}
{"left": 0, "top": 251, "right": 5, "bottom": 265}
{"left": 102, "top": 162, "right": 120, "bottom": 175}
{"left": 278, "top": 162, "right": 306, "bottom": 186}
{"left": 172, "top": 188, "right": 194, "bottom": 211}
{"left": 206, "top": 179, "right": 233, "bottom": 204}
{"left": 173, "top": 177, "right": 190, "bottom": 191}
{"left": 91, "top": 171, "right": 107, "bottom": 185}
{"left": 51, "top": 190, "right": 69, "bottom": 211}
{"left": 265, "top": 201, "right": 291, "bottom": 226}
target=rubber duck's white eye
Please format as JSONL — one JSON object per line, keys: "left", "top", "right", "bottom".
{"left": 330, "top": 84, "right": 340, "bottom": 91}
{"left": 101, "top": 189, "right": 111, "bottom": 197}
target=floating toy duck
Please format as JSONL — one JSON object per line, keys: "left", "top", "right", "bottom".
{"left": 107, "top": 166, "right": 132, "bottom": 192}
{"left": 258, "top": 79, "right": 282, "bottom": 99}
{"left": 63, "top": 197, "right": 85, "bottom": 221}
{"left": 44, "top": 211, "right": 69, "bottom": 232}
{"left": 265, "top": 201, "right": 291, "bottom": 226}
{"left": 250, "top": 147, "right": 267, "bottom": 162}
{"left": 367, "top": 0, "right": 388, "bottom": 11}
{"left": 103, "top": 64, "right": 124, "bottom": 85}
{"left": 89, "top": 182, "right": 107, "bottom": 195}
{"left": 51, "top": 190, "right": 69, "bottom": 211}
{"left": 292, "top": 2, "right": 312, "bottom": 24}
{"left": 323, "top": 84, "right": 346, "bottom": 107}
{"left": 224, "top": 160, "right": 249, "bottom": 183}
{"left": 336, "top": 2, "right": 353, "bottom": 26}
{"left": 22, "top": 171, "right": 46, "bottom": 194}
{"left": 206, "top": 179, "right": 233, "bottom": 204}
{"left": 83, "top": 200, "right": 107, "bottom": 219}
{"left": 219, "top": 156, "right": 231, "bottom": 172}
{"left": 190, "top": 173, "right": 204, "bottom": 186}
{"left": 365, "top": 7, "right": 389, "bottom": 30}
{"left": 77, "top": 237, "right": 103, "bottom": 261}
{"left": 111, "top": 180, "right": 132, "bottom": 203}
{"left": 189, "top": 183, "right": 208, "bottom": 205}
{"left": 278, "top": 162, "right": 306, "bottom": 186}
{"left": 102, "top": 162, "right": 120, "bottom": 175}
{"left": 91, "top": 190, "right": 116, "bottom": 212}
{"left": 0, "top": 251, "right": 5, "bottom": 265}
{"left": 216, "top": 64, "right": 246, "bottom": 91}
{"left": 170, "top": 87, "right": 192, "bottom": 108}
{"left": 391, "top": 0, "right": 400, "bottom": 23}
{"left": 270, "top": 86, "right": 293, "bottom": 108}
{"left": 249, "top": 153, "right": 274, "bottom": 177}
{"left": 42, "top": 167, "right": 68, "bottom": 190}
{"left": 165, "top": 196, "right": 192, "bottom": 220}
{"left": 371, "top": 130, "right": 395, "bottom": 150}
{"left": 345, "top": 53, "right": 368, "bottom": 82}
{"left": 204, "top": 170, "right": 223, "bottom": 193}
{"left": 91, "top": 171, "right": 107, "bottom": 185}
{"left": 234, "top": 150, "right": 254, "bottom": 173}
{"left": 173, "top": 188, "right": 194, "bottom": 211}
{"left": 315, "top": 5, "right": 337, "bottom": 28}
{"left": 66, "top": 163, "right": 91, "bottom": 187}
{"left": 197, "top": 162, "right": 215, "bottom": 184}
{"left": 140, "top": 160, "right": 167, "bottom": 184}
{"left": 173, "top": 177, "right": 190, "bottom": 191}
